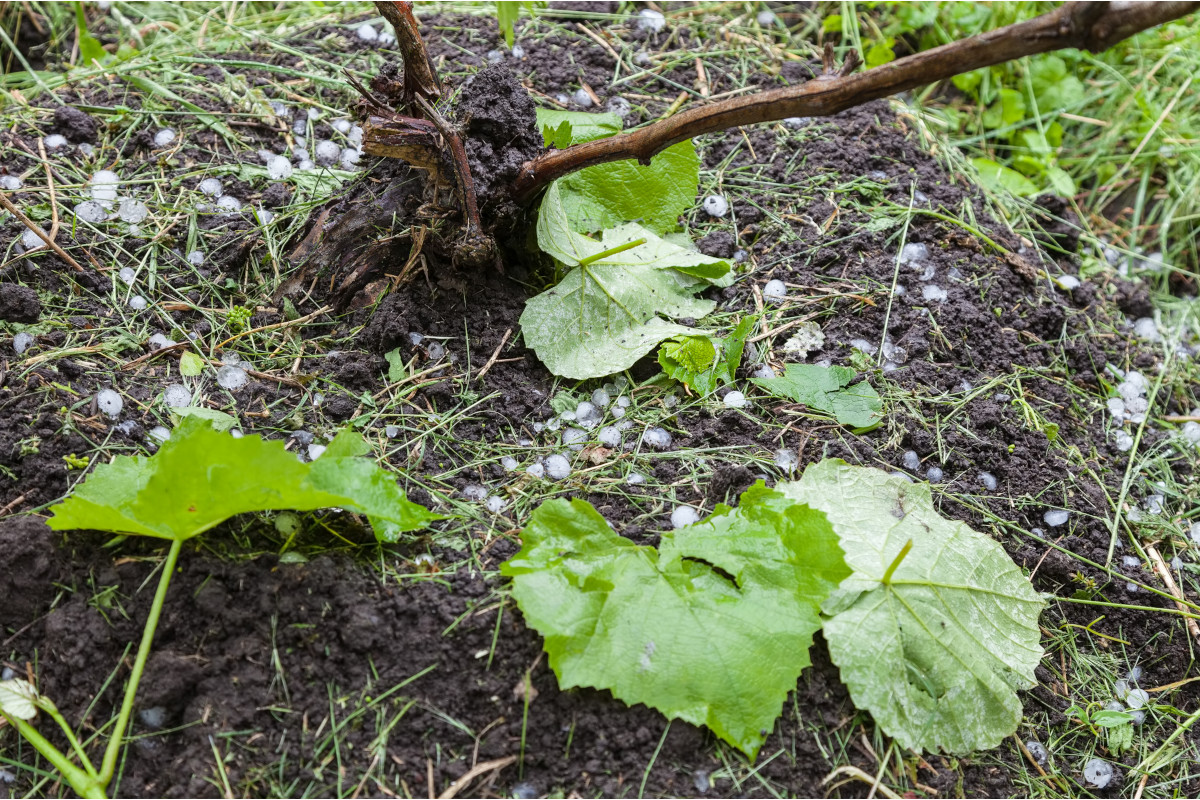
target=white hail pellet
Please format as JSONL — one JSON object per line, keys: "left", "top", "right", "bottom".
{"left": 356, "top": 23, "right": 379, "bottom": 42}
{"left": 642, "top": 427, "right": 672, "bottom": 450}
{"left": 774, "top": 448, "right": 798, "bottom": 470}
{"left": 21, "top": 228, "right": 47, "bottom": 250}
{"left": 526, "top": 462, "right": 545, "bottom": 478}
{"left": 268, "top": 155, "right": 293, "bottom": 180}
{"left": 148, "top": 425, "right": 171, "bottom": 442}
{"left": 1133, "top": 317, "right": 1159, "bottom": 341}
{"left": 154, "top": 128, "right": 176, "bottom": 147}
{"left": 1114, "top": 431, "right": 1134, "bottom": 452}
{"left": 1083, "top": 758, "right": 1113, "bottom": 789}
{"left": 307, "top": 443, "right": 326, "bottom": 460}
{"left": 501, "top": 456, "right": 518, "bottom": 471}
{"left": 147, "top": 333, "right": 174, "bottom": 350}
{"left": 723, "top": 391, "right": 747, "bottom": 408}
{"left": 902, "top": 450, "right": 920, "bottom": 471}
{"left": 216, "top": 195, "right": 242, "bottom": 214}
{"left": 606, "top": 96, "right": 631, "bottom": 116}
{"left": 978, "top": 472, "right": 998, "bottom": 491}
{"left": 187, "top": 250, "right": 204, "bottom": 266}
{"left": 118, "top": 199, "right": 148, "bottom": 223}
{"left": 1056, "top": 274, "right": 1081, "bottom": 290}
{"left": 486, "top": 495, "right": 507, "bottom": 513}
{"left": 43, "top": 133, "right": 68, "bottom": 149}
{"left": 562, "top": 427, "right": 588, "bottom": 449}
{"left": 13, "top": 332, "right": 34, "bottom": 354}
{"left": 922, "top": 284, "right": 948, "bottom": 302}
{"left": 753, "top": 364, "right": 776, "bottom": 379}
{"left": 198, "top": 177, "right": 223, "bottom": 197}
{"left": 96, "top": 389, "right": 123, "bottom": 417}
{"left": 545, "top": 454, "right": 572, "bottom": 479}
{"left": 899, "top": 242, "right": 929, "bottom": 264}
{"left": 756, "top": 10, "right": 776, "bottom": 25}
{"left": 703, "top": 195, "right": 729, "bottom": 217}
{"left": 118, "top": 266, "right": 136, "bottom": 285}
{"left": 255, "top": 207, "right": 274, "bottom": 225}
{"left": 217, "top": 365, "right": 249, "bottom": 390}
{"left": 340, "top": 148, "right": 361, "bottom": 168}
{"left": 0, "top": 176, "right": 22, "bottom": 190}
{"left": 332, "top": 119, "right": 352, "bottom": 134}
{"left": 163, "top": 384, "right": 191, "bottom": 408}
{"left": 626, "top": 471, "right": 646, "bottom": 485}
{"left": 591, "top": 387, "right": 610, "bottom": 408}
{"left": 671, "top": 505, "right": 700, "bottom": 529}
{"left": 925, "top": 465, "right": 944, "bottom": 482}
{"left": 128, "top": 295, "right": 147, "bottom": 310}
{"left": 598, "top": 426, "right": 622, "bottom": 447}
{"left": 572, "top": 88, "right": 593, "bottom": 107}
{"left": 314, "top": 140, "right": 341, "bottom": 165}
{"left": 637, "top": 8, "right": 666, "bottom": 32}
{"left": 763, "top": 278, "right": 786, "bottom": 300}
{"left": 1044, "top": 509, "right": 1070, "bottom": 527}
{"left": 511, "top": 44, "right": 525, "bottom": 59}
{"left": 348, "top": 126, "right": 364, "bottom": 148}
{"left": 75, "top": 200, "right": 107, "bottom": 224}
{"left": 575, "top": 401, "right": 602, "bottom": 429}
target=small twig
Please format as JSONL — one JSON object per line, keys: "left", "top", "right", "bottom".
{"left": 37, "top": 137, "right": 59, "bottom": 242}
{"left": 0, "top": 494, "right": 27, "bottom": 519}
{"left": 213, "top": 305, "right": 333, "bottom": 351}
{"left": 437, "top": 756, "right": 517, "bottom": 800}
{"left": 120, "top": 341, "right": 189, "bottom": 371}
{"left": 820, "top": 766, "right": 902, "bottom": 800}
{"left": 375, "top": 1, "right": 442, "bottom": 105}
{"left": 475, "top": 328, "right": 513, "bottom": 380}
{"left": 511, "top": 1, "right": 1199, "bottom": 201}
{"left": 0, "top": 191, "right": 85, "bottom": 273}
{"left": 1145, "top": 543, "right": 1200, "bottom": 642}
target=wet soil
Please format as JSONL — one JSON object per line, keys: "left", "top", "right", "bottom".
{"left": 2, "top": 7, "right": 1197, "bottom": 800}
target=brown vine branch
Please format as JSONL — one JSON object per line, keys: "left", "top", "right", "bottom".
{"left": 511, "top": 1, "right": 1200, "bottom": 202}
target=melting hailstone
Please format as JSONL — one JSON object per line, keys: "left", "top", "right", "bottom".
{"left": 671, "top": 505, "right": 700, "bottom": 529}
{"left": 782, "top": 322, "right": 824, "bottom": 360}
{"left": 21, "top": 228, "right": 48, "bottom": 249}
{"left": 545, "top": 454, "right": 572, "bottom": 480}
{"left": 118, "top": 199, "right": 148, "bottom": 223}
{"left": 307, "top": 443, "right": 326, "bottom": 460}
{"left": 1133, "top": 317, "right": 1159, "bottom": 341}
{"left": 591, "top": 387, "right": 610, "bottom": 408}
{"left": 1025, "top": 741, "right": 1048, "bottom": 766}
{"left": 572, "top": 88, "right": 593, "bottom": 107}
{"left": 216, "top": 195, "right": 242, "bottom": 214}
{"left": 147, "top": 333, "right": 174, "bottom": 350}
{"left": 607, "top": 96, "right": 631, "bottom": 116}
{"left": 626, "top": 471, "right": 646, "bottom": 485}
{"left": 217, "top": 364, "right": 249, "bottom": 390}
{"left": 118, "top": 266, "right": 136, "bottom": 285}
{"left": 148, "top": 425, "right": 171, "bottom": 442}
{"left": 268, "top": 155, "right": 293, "bottom": 180}
{"left": 129, "top": 295, "right": 147, "bottom": 310}
{"left": 598, "top": 426, "right": 622, "bottom": 447}
{"left": 763, "top": 279, "right": 787, "bottom": 300}
{"left": 153, "top": 128, "right": 176, "bottom": 147}
{"left": 922, "top": 284, "right": 948, "bottom": 302}
{"left": 900, "top": 242, "right": 929, "bottom": 264}
{"left": 187, "top": 250, "right": 205, "bottom": 266}
{"left": 756, "top": 10, "right": 776, "bottom": 25}
{"left": 0, "top": 175, "right": 21, "bottom": 190}
{"left": 486, "top": 495, "right": 507, "bottom": 513}
{"left": 332, "top": 119, "right": 352, "bottom": 134}
{"left": 1125, "top": 688, "right": 1150, "bottom": 709}
{"left": 925, "top": 465, "right": 944, "bottom": 482}
{"left": 978, "top": 472, "right": 998, "bottom": 491}
{"left": 723, "top": 391, "right": 747, "bottom": 408}
{"left": 75, "top": 200, "right": 107, "bottom": 224}
{"left": 314, "top": 139, "right": 341, "bottom": 165}
{"left": 575, "top": 401, "right": 602, "bottom": 429}
{"left": 641, "top": 427, "right": 672, "bottom": 450}
{"left": 526, "top": 462, "right": 545, "bottom": 479}
{"left": 198, "top": 177, "right": 223, "bottom": 197}
{"left": 562, "top": 427, "right": 588, "bottom": 449}
{"left": 355, "top": 23, "right": 379, "bottom": 42}
{"left": 96, "top": 389, "right": 123, "bottom": 417}
{"left": 461, "top": 484, "right": 487, "bottom": 501}
{"left": 774, "top": 448, "right": 798, "bottom": 470}
{"left": 162, "top": 384, "right": 191, "bottom": 408}
{"left": 703, "top": 195, "right": 729, "bottom": 217}
{"left": 1083, "top": 758, "right": 1113, "bottom": 789}
{"left": 44, "top": 133, "right": 68, "bottom": 149}
{"left": 637, "top": 8, "right": 666, "bottom": 32}
{"left": 1044, "top": 509, "right": 1070, "bottom": 527}
{"left": 753, "top": 364, "right": 776, "bottom": 379}
{"left": 501, "top": 455, "right": 518, "bottom": 470}
{"left": 901, "top": 450, "right": 920, "bottom": 471}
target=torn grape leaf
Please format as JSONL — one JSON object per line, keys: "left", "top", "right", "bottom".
{"left": 46, "top": 417, "right": 438, "bottom": 542}
{"left": 658, "top": 317, "right": 753, "bottom": 395}
{"left": 752, "top": 363, "right": 883, "bottom": 428}
{"left": 780, "top": 460, "right": 1045, "bottom": 754}
{"left": 501, "top": 483, "right": 849, "bottom": 758}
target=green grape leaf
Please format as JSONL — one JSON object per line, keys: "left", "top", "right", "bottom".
{"left": 658, "top": 317, "right": 753, "bottom": 395}
{"left": 46, "top": 417, "right": 438, "bottom": 542}
{"left": 178, "top": 351, "right": 204, "bottom": 377}
{"left": 171, "top": 406, "right": 237, "bottom": 431}
{"left": 970, "top": 157, "right": 1039, "bottom": 197}
{"left": 496, "top": 0, "right": 519, "bottom": 47}
{"left": 752, "top": 364, "right": 883, "bottom": 429}
{"left": 779, "top": 461, "right": 1045, "bottom": 754}
{"left": 521, "top": 182, "right": 730, "bottom": 379}
{"left": 536, "top": 108, "right": 623, "bottom": 148}
{"left": 501, "top": 483, "right": 849, "bottom": 759}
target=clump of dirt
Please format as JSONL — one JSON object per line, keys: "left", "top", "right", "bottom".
{"left": 456, "top": 64, "right": 544, "bottom": 210}
{"left": 51, "top": 105, "right": 99, "bottom": 142}
{"left": 0, "top": 282, "right": 40, "bottom": 322}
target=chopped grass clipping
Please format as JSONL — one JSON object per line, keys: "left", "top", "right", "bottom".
{"left": 46, "top": 417, "right": 438, "bottom": 542}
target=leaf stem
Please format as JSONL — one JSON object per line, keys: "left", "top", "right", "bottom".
{"left": 881, "top": 539, "right": 913, "bottom": 585}
{"left": 99, "top": 538, "right": 183, "bottom": 786}
{"left": 1, "top": 714, "right": 105, "bottom": 799}
{"left": 577, "top": 237, "right": 647, "bottom": 267}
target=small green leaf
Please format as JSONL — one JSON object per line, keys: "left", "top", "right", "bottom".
{"left": 0, "top": 678, "right": 40, "bottom": 721}
{"left": 535, "top": 108, "right": 622, "bottom": 147}
{"left": 970, "top": 157, "right": 1039, "bottom": 197}
{"left": 522, "top": 183, "right": 729, "bottom": 379}
{"left": 752, "top": 364, "right": 883, "bottom": 429}
{"left": 981, "top": 88, "right": 1025, "bottom": 129}
{"left": 1093, "top": 709, "right": 1135, "bottom": 728}
{"left": 171, "top": 406, "right": 237, "bottom": 431}
{"left": 384, "top": 347, "right": 406, "bottom": 383}
{"left": 865, "top": 38, "right": 896, "bottom": 69}
{"left": 496, "top": 0, "right": 519, "bottom": 47}
{"left": 780, "top": 461, "right": 1045, "bottom": 754}
{"left": 75, "top": 2, "right": 107, "bottom": 68}
{"left": 502, "top": 483, "right": 849, "bottom": 758}
{"left": 46, "top": 417, "right": 438, "bottom": 542}
{"left": 821, "top": 14, "right": 843, "bottom": 33}
{"left": 658, "top": 317, "right": 753, "bottom": 396}
{"left": 1044, "top": 166, "right": 1076, "bottom": 198}
{"left": 179, "top": 351, "right": 204, "bottom": 377}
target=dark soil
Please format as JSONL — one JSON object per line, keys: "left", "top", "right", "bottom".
{"left": 2, "top": 7, "right": 1197, "bottom": 800}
